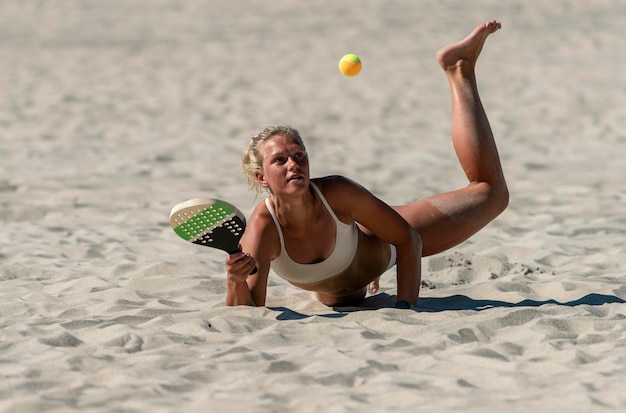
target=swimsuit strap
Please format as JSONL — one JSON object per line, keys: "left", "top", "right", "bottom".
{"left": 309, "top": 182, "right": 342, "bottom": 225}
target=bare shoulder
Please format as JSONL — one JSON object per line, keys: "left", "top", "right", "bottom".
{"left": 241, "top": 200, "right": 281, "bottom": 260}
{"left": 246, "top": 200, "right": 277, "bottom": 237}
{"left": 248, "top": 198, "right": 273, "bottom": 223}
{"left": 312, "top": 176, "right": 379, "bottom": 221}
{"left": 313, "top": 175, "right": 367, "bottom": 195}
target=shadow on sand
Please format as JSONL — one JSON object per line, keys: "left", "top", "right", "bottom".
{"left": 268, "top": 293, "right": 625, "bottom": 320}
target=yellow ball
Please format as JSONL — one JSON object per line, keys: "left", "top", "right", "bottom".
{"left": 338, "top": 54, "right": 361, "bottom": 77}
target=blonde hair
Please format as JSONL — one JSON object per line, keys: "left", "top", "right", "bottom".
{"left": 241, "top": 125, "right": 306, "bottom": 195}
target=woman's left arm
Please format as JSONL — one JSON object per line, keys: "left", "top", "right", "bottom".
{"left": 326, "top": 177, "right": 422, "bottom": 306}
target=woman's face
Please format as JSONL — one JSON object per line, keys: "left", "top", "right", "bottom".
{"left": 256, "top": 134, "right": 309, "bottom": 195}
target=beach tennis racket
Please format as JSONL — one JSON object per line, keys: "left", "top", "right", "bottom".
{"left": 169, "top": 198, "right": 248, "bottom": 255}
{"left": 169, "top": 198, "right": 257, "bottom": 274}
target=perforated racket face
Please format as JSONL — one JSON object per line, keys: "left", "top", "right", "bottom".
{"left": 169, "top": 199, "right": 246, "bottom": 254}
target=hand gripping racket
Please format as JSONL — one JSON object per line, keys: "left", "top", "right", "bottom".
{"left": 169, "top": 199, "right": 256, "bottom": 273}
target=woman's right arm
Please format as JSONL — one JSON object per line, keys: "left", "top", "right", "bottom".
{"left": 224, "top": 205, "right": 276, "bottom": 307}
{"left": 225, "top": 251, "right": 259, "bottom": 306}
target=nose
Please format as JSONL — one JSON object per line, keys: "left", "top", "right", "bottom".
{"left": 286, "top": 156, "right": 299, "bottom": 169}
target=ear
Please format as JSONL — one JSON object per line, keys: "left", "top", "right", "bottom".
{"left": 255, "top": 172, "right": 269, "bottom": 188}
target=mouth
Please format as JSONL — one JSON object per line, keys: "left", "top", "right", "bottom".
{"left": 287, "top": 175, "right": 304, "bottom": 183}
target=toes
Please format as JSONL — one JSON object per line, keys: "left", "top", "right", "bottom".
{"left": 485, "top": 20, "right": 501, "bottom": 32}
{"left": 368, "top": 279, "right": 380, "bottom": 294}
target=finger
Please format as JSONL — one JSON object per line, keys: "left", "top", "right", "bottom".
{"left": 226, "top": 251, "right": 246, "bottom": 264}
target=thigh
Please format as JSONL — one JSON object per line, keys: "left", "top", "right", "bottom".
{"left": 392, "top": 183, "right": 495, "bottom": 256}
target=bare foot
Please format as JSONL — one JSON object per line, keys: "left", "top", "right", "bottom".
{"left": 368, "top": 277, "right": 380, "bottom": 295}
{"left": 436, "top": 20, "right": 501, "bottom": 71}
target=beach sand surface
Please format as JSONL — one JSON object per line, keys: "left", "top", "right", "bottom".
{"left": 1, "top": 1, "right": 625, "bottom": 412}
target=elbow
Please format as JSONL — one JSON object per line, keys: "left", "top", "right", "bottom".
{"left": 492, "top": 183, "right": 509, "bottom": 218}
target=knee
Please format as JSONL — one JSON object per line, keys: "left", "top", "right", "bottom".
{"left": 474, "top": 180, "right": 508, "bottom": 219}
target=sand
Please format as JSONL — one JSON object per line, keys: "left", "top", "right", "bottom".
{"left": 1, "top": 1, "right": 625, "bottom": 412}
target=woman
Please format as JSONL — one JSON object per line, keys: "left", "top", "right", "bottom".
{"left": 225, "top": 21, "right": 508, "bottom": 309}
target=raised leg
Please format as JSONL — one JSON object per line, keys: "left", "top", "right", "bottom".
{"left": 394, "top": 21, "right": 508, "bottom": 256}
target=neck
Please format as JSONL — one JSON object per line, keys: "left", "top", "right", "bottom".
{"left": 271, "top": 184, "right": 317, "bottom": 228}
